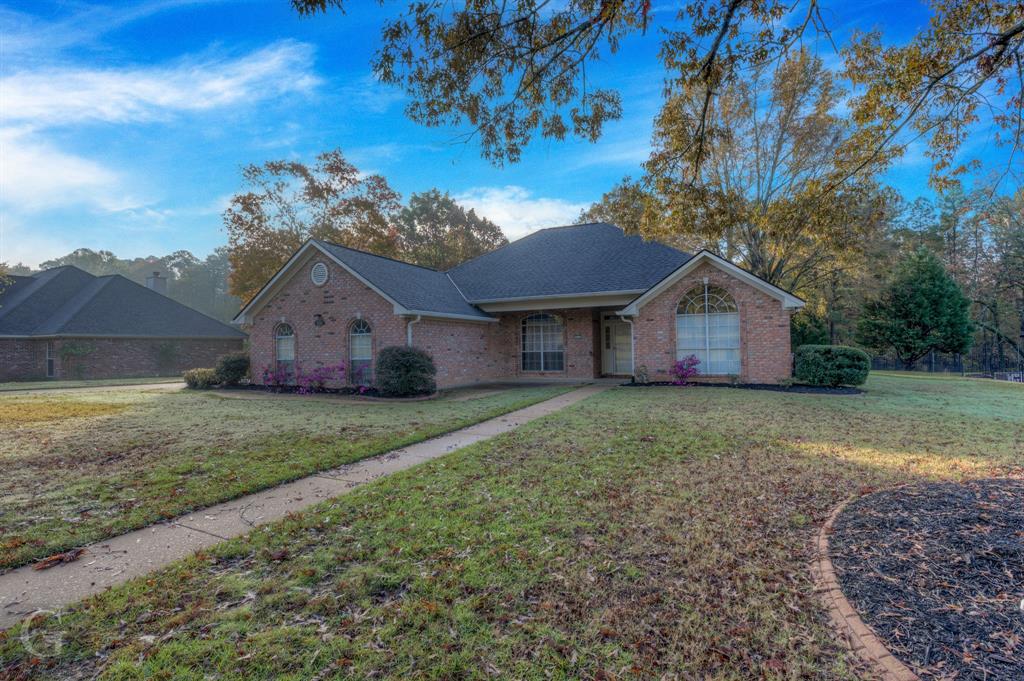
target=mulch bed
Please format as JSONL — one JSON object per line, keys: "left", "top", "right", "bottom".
{"left": 829, "top": 479, "right": 1024, "bottom": 680}
{"left": 620, "top": 381, "right": 862, "bottom": 394}
{"left": 219, "top": 384, "right": 437, "bottom": 400}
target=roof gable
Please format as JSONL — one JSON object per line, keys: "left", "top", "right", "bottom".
{"left": 447, "top": 223, "right": 691, "bottom": 301}
{"left": 617, "top": 250, "right": 805, "bottom": 314}
{"left": 232, "top": 240, "right": 495, "bottom": 324}
{"left": 317, "top": 241, "right": 489, "bottom": 319}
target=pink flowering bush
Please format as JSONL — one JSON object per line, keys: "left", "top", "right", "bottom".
{"left": 671, "top": 355, "right": 701, "bottom": 385}
{"left": 262, "top": 365, "right": 291, "bottom": 389}
{"left": 295, "top": 363, "right": 346, "bottom": 394}
{"left": 261, "top": 362, "right": 346, "bottom": 393}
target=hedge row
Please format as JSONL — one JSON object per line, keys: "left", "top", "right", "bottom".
{"left": 794, "top": 345, "right": 870, "bottom": 387}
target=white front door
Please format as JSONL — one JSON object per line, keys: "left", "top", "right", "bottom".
{"left": 602, "top": 319, "right": 633, "bottom": 375}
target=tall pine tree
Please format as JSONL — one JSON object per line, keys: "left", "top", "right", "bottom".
{"left": 856, "top": 248, "right": 974, "bottom": 368}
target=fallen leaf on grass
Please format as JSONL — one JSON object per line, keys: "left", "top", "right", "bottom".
{"left": 33, "top": 547, "right": 86, "bottom": 570}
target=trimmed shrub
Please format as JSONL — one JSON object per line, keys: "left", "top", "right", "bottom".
{"left": 794, "top": 345, "right": 870, "bottom": 387}
{"left": 215, "top": 352, "right": 250, "bottom": 386}
{"left": 375, "top": 346, "right": 437, "bottom": 397}
{"left": 183, "top": 367, "right": 219, "bottom": 389}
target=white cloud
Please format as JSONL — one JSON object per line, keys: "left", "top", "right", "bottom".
{"left": 0, "top": 128, "right": 144, "bottom": 212}
{"left": 454, "top": 186, "right": 590, "bottom": 240}
{"left": 0, "top": 39, "right": 320, "bottom": 215}
{"left": 2, "top": 41, "right": 320, "bottom": 127}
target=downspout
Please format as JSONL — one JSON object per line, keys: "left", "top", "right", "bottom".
{"left": 618, "top": 315, "right": 636, "bottom": 377}
{"left": 406, "top": 315, "right": 421, "bottom": 347}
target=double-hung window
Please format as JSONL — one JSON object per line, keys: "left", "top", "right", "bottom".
{"left": 349, "top": 319, "right": 373, "bottom": 384}
{"left": 45, "top": 341, "right": 55, "bottom": 378}
{"left": 275, "top": 323, "right": 295, "bottom": 380}
{"left": 521, "top": 314, "right": 565, "bottom": 372}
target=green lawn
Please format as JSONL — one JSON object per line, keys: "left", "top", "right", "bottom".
{"left": 0, "top": 376, "right": 183, "bottom": 392}
{"left": 4, "top": 374, "right": 1022, "bottom": 680}
{"left": 0, "top": 384, "right": 572, "bottom": 570}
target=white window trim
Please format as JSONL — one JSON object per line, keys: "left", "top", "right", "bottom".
{"left": 349, "top": 319, "right": 373, "bottom": 383}
{"left": 521, "top": 313, "right": 565, "bottom": 372}
{"left": 275, "top": 324, "right": 295, "bottom": 363}
{"left": 310, "top": 261, "right": 329, "bottom": 286}
{"left": 45, "top": 341, "right": 56, "bottom": 378}
{"left": 675, "top": 282, "right": 741, "bottom": 376}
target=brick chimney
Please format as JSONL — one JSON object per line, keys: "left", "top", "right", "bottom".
{"left": 145, "top": 271, "right": 167, "bottom": 295}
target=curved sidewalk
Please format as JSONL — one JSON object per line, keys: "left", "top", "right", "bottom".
{"left": 0, "top": 384, "right": 607, "bottom": 630}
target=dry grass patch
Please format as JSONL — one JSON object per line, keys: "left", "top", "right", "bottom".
{"left": 1, "top": 374, "right": 1020, "bottom": 679}
{"left": 0, "top": 399, "right": 128, "bottom": 424}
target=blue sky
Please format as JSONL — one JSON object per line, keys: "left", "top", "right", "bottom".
{"left": 0, "top": 0, "right": 950, "bottom": 267}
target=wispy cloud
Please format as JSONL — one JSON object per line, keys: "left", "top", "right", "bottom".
{"left": 0, "top": 128, "right": 140, "bottom": 212}
{"left": 0, "top": 37, "right": 320, "bottom": 217}
{"left": 454, "top": 185, "right": 589, "bottom": 240}
{"left": 0, "top": 1, "right": 239, "bottom": 59}
{"left": 2, "top": 41, "right": 320, "bottom": 127}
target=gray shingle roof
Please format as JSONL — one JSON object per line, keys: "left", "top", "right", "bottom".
{"left": 315, "top": 240, "right": 493, "bottom": 319}
{"left": 447, "top": 222, "right": 691, "bottom": 301}
{"left": 0, "top": 266, "right": 246, "bottom": 338}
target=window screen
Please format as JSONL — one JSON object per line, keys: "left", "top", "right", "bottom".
{"left": 521, "top": 314, "right": 565, "bottom": 372}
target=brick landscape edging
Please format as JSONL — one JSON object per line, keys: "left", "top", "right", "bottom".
{"left": 811, "top": 496, "right": 921, "bottom": 681}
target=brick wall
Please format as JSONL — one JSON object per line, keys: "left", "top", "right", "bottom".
{"left": 0, "top": 339, "right": 45, "bottom": 381}
{"left": 411, "top": 317, "right": 505, "bottom": 387}
{"left": 632, "top": 262, "right": 794, "bottom": 384}
{"left": 0, "top": 337, "right": 243, "bottom": 382}
{"left": 245, "top": 255, "right": 606, "bottom": 388}
{"left": 249, "top": 257, "right": 405, "bottom": 387}
{"left": 490, "top": 308, "right": 599, "bottom": 380}
{"left": 247, "top": 257, "right": 507, "bottom": 389}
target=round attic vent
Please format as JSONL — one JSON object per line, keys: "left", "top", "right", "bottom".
{"left": 310, "top": 262, "right": 329, "bottom": 286}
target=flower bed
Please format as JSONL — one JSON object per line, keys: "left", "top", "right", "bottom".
{"left": 620, "top": 381, "right": 861, "bottom": 395}
{"left": 829, "top": 479, "right": 1024, "bottom": 680}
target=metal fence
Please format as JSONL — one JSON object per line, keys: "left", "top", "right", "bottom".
{"left": 870, "top": 351, "right": 1024, "bottom": 381}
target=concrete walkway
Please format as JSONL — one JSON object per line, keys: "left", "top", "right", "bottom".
{"left": 0, "top": 384, "right": 607, "bottom": 630}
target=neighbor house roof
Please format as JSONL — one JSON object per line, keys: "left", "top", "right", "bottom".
{"left": 0, "top": 266, "right": 247, "bottom": 338}
{"left": 447, "top": 222, "right": 692, "bottom": 301}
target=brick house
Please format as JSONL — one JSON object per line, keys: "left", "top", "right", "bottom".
{"left": 235, "top": 222, "right": 804, "bottom": 388}
{"left": 0, "top": 266, "right": 245, "bottom": 381}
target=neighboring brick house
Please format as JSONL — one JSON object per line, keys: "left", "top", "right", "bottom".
{"left": 0, "top": 266, "right": 245, "bottom": 381}
{"left": 235, "top": 222, "right": 804, "bottom": 388}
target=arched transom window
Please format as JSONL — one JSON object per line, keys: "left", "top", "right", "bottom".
{"left": 349, "top": 319, "right": 373, "bottom": 384}
{"left": 676, "top": 285, "right": 740, "bottom": 375}
{"left": 522, "top": 313, "right": 564, "bottom": 372}
{"left": 275, "top": 323, "right": 295, "bottom": 378}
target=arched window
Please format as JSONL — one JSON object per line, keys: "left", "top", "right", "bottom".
{"left": 676, "top": 285, "right": 740, "bottom": 375}
{"left": 522, "top": 314, "right": 564, "bottom": 372}
{"left": 349, "top": 319, "right": 373, "bottom": 384}
{"left": 275, "top": 323, "right": 295, "bottom": 379}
